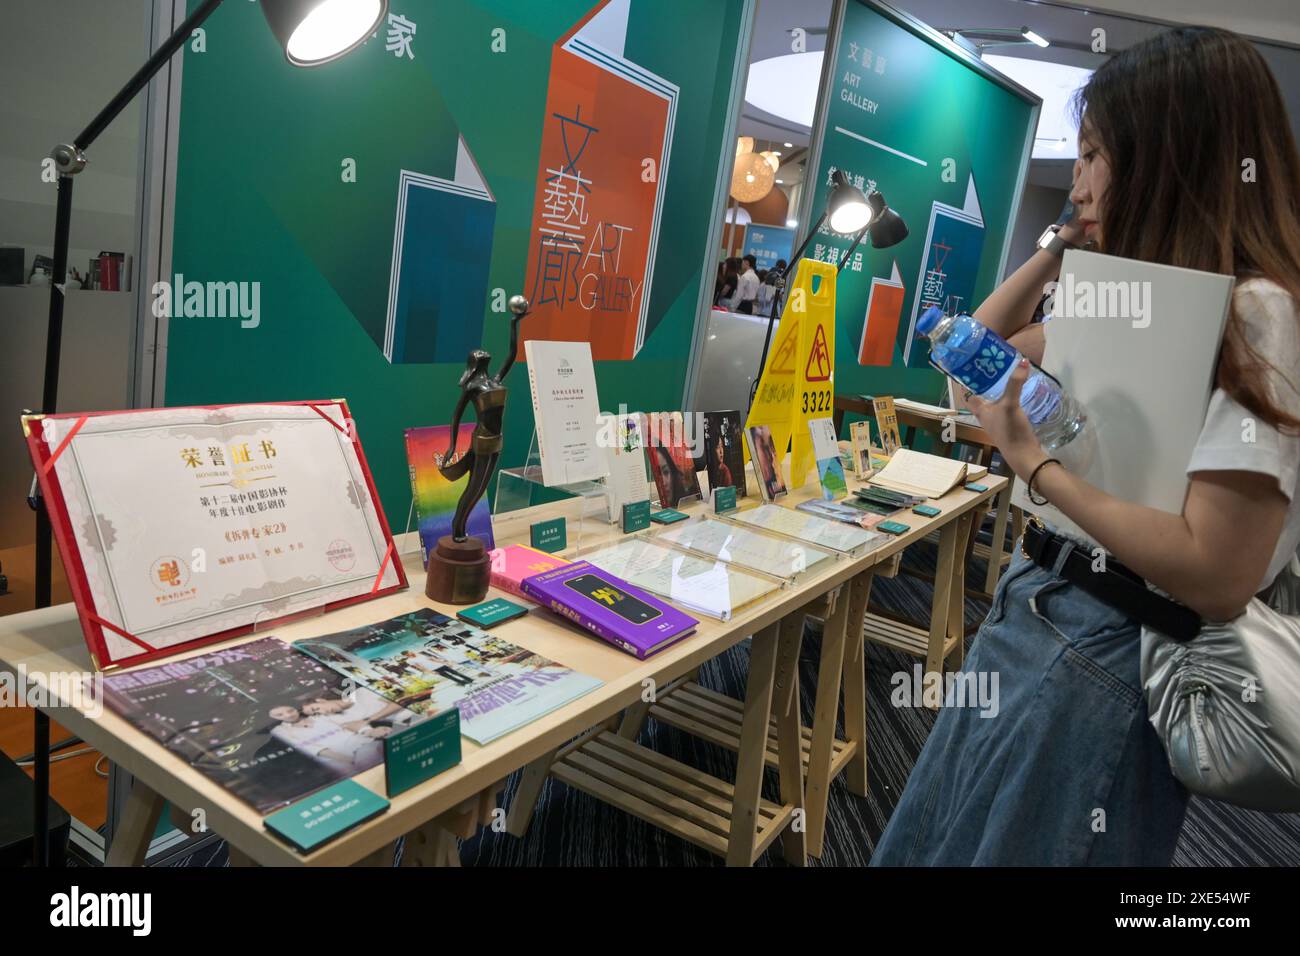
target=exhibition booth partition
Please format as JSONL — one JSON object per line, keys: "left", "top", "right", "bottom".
{"left": 5, "top": 0, "right": 1053, "bottom": 868}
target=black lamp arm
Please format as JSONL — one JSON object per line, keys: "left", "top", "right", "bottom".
{"left": 66, "top": 0, "right": 225, "bottom": 161}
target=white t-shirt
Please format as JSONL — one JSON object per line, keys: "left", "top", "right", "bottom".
{"left": 735, "top": 268, "right": 760, "bottom": 306}
{"left": 1186, "top": 278, "right": 1300, "bottom": 589}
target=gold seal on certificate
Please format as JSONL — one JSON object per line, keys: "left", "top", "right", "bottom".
{"left": 23, "top": 400, "right": 406, "bottom": 670}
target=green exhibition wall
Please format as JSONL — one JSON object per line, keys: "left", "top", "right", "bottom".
{"left": 807, "top": 0, "right": 1039, "bottom": 405}
{"left": 166, "top": 0, "right": 747, "bottom": 530}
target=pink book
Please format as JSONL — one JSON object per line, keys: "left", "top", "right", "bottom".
{"left": 489, "top": 544, "right": 572, "bottom": 600}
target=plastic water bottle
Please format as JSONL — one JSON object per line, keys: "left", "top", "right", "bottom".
{"left": 916, "top": 305, "right": 1086, "bottom": 452}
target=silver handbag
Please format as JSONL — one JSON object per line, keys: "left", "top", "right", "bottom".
{"left": 1141, "top": 553, "right": 1300, "bottom": 811}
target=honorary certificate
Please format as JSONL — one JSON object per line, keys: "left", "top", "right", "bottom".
{"left": 24, "top": 401, "right": 406, "bottom": 670}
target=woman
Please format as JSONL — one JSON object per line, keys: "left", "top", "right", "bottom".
{"left": 872, "top": 27, "right": 1300, "bottom": 866}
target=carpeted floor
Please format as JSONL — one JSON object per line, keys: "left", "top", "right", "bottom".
{"left": 154, "top": 537, "right": 1300, "bottom": 867}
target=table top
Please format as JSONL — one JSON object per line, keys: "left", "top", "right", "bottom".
{"left": 0, "top": 463, "right": 1004, "bottom": 866}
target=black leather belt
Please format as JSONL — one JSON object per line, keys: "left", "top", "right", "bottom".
{"left": 1020, "top": 517, "right": 1202, "bottom": 642}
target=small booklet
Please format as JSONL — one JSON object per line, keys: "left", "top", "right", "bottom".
{"left": 869, "top": 448, "right": 972, "bottom": 498}
{"left": 745, "top": 424, "right": 787, "bottom": 502}
{"left": 525, "top": 340, "right": 608, "bottom": 486}
{"left": 597, "top": 411, "right": 652, "bottom": 522}
{"left": 643, "top": 411, "right": 703, "bottom": 508}
{"left": 808, "top": 417, "right": 847, "bottom": 500}
{"left": 701, "top": 410, "right": 748, "bottom": 498}
{"left": 521, "top": 560, "right": 698, "bottom": 659}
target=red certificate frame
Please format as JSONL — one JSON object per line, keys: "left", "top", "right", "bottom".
{"left": 23, "top": 399, "right": 408, "bottom": 671}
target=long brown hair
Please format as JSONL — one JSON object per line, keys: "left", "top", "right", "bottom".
{"left": 1074, "top": 27, "right": 1300, "bottom": 432}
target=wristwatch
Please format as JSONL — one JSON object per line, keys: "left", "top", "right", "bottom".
{"left": 1037, "top": 224, "right": 1076, "bottom": 258}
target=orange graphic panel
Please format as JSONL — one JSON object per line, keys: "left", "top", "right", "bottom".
{"left": 521, "top": 43, "right": 673, "bottom": 361}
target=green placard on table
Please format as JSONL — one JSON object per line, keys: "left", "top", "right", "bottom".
{"left": 384, "top": 709, "right": 462, "bottom": 798}
{"left": 264, "top": 779, "right": 390, "bottom": 854}
{"left": 622, "top": 500, "right": 652, "bottom": 533}
{"left": 650, "top": 508, "right": 688, "bottom": 524}
{"left": 530, "top": 516, "right": 567, "bottom": 553}
{"left": 965, "top": 482, "right": 988, "bottom": 493}
{"left": 713, "top": 485, "right": 737, "bottom": 514}
{"left": 458, "top": 597, "right": 530, "bottom": 629}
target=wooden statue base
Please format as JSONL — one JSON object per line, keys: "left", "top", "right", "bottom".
{"left": 425, "top": 535, "right": 491, "bottom": 605}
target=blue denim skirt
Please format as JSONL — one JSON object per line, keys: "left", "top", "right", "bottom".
{"left": 870, "top": 551, "right": 1188, "bottom": 865}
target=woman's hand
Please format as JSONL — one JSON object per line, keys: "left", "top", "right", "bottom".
{"left": 966, "top": 358, "right": 1048, "bottom": 477}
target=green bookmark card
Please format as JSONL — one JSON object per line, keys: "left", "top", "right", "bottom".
{"left": 622, "top": 500, "right": 651, "bottom": 533}
{"left": 530, "top": 517, "right": 567, "bottom": 553}
{"left": 264, "top": 779, "right": 390, "bottom": 854}
{"left": 384, "top": 708, "right": 462, "bottom": 798}
{"left": 458, "top": 597, "right": 530, "bottom": 629}
{"left": 713, "top": 485, "right": 737, "bottom": 514}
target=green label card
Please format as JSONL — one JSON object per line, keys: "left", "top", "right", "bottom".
{"left": 458, "top": 597, "right": 529, "bottom": 629}
{"left": 384, "top": 709, "right": 462, "bottom": 798}
{"left": 622, "top": 500, "right": 651, "bottom": 533}
{"left": 650, "top": 508, "right": 688, "bottom": 524}
{"left": 530, "top": 517, "right": 567, "bottom": 553}
{"left": 713, "top": 485, "right": 737, "bottom": 514}
{"left": 965, "top": 482, "right": 988, "bottom": 493}
{"left": 264, "top": 779, "right": 390, "bottom": 853}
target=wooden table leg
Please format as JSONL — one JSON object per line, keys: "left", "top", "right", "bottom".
{"left": 400, "top": 819, "right": 461, "bottom": 867}
{"left": 773, "top": 611, "right": 807, "bottom": 867}
{"left": 505, "top": 747, "right": 558, "bottom": 837}
{"left": 804, "top": 585, "right": 850, "bottom": 858}
{"left": 726, "top": 621, "right": 781, "bottom": 867}
{"left": 616, "top": 698, "right": 654, "bottom": 740}
{"left": 105, "top": 778, "right": 165, "bottom": 867}
{"left": 842, "top": 570, "right": 874, "bottom": 797}
{"left": 982, "top": 481, "right": 1014, "bottom": 595}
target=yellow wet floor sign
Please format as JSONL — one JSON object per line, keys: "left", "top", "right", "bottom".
{"left": 745, "top": 259, "right": 837, "bottom": 489}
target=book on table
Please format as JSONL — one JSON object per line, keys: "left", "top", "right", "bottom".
{"left": 520, "top": 560, "right": 698, "bottom": 659}
{"left": 293, "top": 608, "right": 601, "bottom": 745}
{"left": 524, "top": 340, "right": 608, "bottom": 487}
{"left": 868, "top": 448, "right": 984, "bottom": 498}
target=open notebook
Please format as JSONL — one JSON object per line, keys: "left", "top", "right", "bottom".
{"left": 868, "top": 448, "right": 987, "bottom": 498}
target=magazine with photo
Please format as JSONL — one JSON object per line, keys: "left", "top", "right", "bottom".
{"left": 643, "top": 411, "right": 703, "bottom": 508}
{"left": 293, "top": 608, "right": 601, "bottom": 745}
{"left": 745, "top": 424, "right": 787, "bottom": 502}
{"left": 702, "top": 410, "right": 747, "bottom": 498}
{"left": 102, "top": 637, "right": 421, "bottom": 814}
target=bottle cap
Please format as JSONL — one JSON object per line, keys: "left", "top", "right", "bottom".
{"left": 916, "top": 305, "right": 946, "bottom": 337}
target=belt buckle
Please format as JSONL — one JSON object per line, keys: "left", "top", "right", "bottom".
{"left": 1020, "top": 514, "right": 1047, "bottom": 561}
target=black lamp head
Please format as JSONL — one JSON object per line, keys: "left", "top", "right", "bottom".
{"left": 826, "top": 169, "right": 873, "bottom": 234}
{"left": 262, "top": 0, "right": 389, "bottom": 67}
{"left": 866, "top": 190, "right": 908, "bottom": 248}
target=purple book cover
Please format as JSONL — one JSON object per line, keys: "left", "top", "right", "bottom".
{"left": 520, "top": 561, "right": 697, "bottom": 660}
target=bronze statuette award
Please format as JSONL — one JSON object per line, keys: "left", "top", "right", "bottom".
{"left": 426, "top": 295, "right": 530, "bottom": 604}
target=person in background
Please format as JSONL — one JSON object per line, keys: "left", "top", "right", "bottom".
{"left": 735, "top": 254, "right": 759, "bottom": 314}
{"left": 755, "top": 269, "right": 777, "bottom": 317}
{"left": 715, "top": 256, "right": 741, "bottom": 309}
{"left": 872, "top": 26, "right": 1300, "bottom": 866}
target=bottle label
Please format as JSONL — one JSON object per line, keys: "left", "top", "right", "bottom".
{"left": 949, "top": 339, "right": 1014, "bottom": 395}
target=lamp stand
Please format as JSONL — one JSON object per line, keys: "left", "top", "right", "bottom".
{"left": 28, "top": 0, "right": 227, "bottom": 868}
